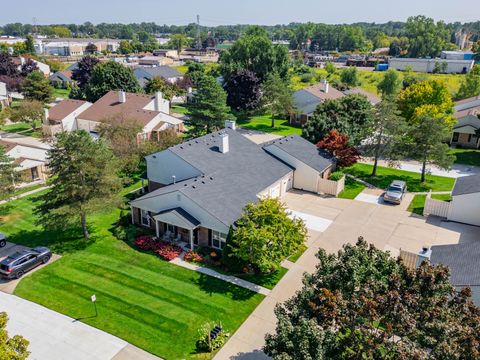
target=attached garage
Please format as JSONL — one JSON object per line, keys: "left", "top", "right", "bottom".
{"left": 447, "top": 174, "right": 480, "bottom": 226}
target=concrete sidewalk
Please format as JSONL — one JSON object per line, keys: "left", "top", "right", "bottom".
{"left": 360, "top": 159, "right": 480, "bottom": 178}
{"left": 0, "top": 292, "right": 161, "bottom": 360}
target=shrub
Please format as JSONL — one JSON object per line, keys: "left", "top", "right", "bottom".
{"left": 134, "top": 235, "right": 158, "bottom": 251}
{"left": 329, "top": 171, "right": 344, "bottom": 181}
{"left": 154, "top": 242, "right": 182, "bottom": 261}
{"left": 196, "top": 322, "right": 230, "bottom": 353}
{"left": 113, "top": 224, "right": 138, "bottom": 243}
{"left": 300, "top": 73, "right": 314, "bottom": 83}
{"left": 184, "top": 250, "right": 203, "bottom": 263}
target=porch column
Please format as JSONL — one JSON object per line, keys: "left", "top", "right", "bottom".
{"left": 189, "top": 229, "right": 193, "bottom": 250}
{"left": 156, "top": 220, "right": 160, "bottom": 238}
{"left": 130, "top": 206, "right": 134, "bottom": 224}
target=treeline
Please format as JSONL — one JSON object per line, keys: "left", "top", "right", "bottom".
{"left": 1, "top": 17, "right": 479, "bottom": 54}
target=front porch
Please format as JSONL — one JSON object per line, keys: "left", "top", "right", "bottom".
{"left": 131, "top": 206, "right": 227, "bottom": 250}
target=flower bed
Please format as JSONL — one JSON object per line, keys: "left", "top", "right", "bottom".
{"left": 184, "top": 250, "right": 203, "bottom": 263}
{"left": 134, "top": 236, "right": 182, "bottom": 261}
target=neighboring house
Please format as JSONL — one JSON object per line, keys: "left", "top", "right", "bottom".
{"left": 291, "top": 80, "right": 380, "bottom": 125}
{"left": 137, "top": 56, "right": 174, "bottom": 67}
{"left": 133, "top": 66, "right": 184, "bottom": 87}
{"left": 74, "top": 90, "right": 184, "bottom": 141}
{"left": 291, "top": 80, "right": 345, "bottom": 124}
{"left": 130, "top": 121, "right": 335, "bottom": 249}
{"left": 12, "top": 57, "right": 50, "bottom": 76}
{"left": 0, "top": 132, "right": 50, "bottom": 185}
{"left": 152, "top": 49, "right": 178, "bottom": 58}
{"left": 389, "top": 57, "right": 474, "bottom": 74}
{"left": 49, "top": 70, "right": 74, "bottom": 88}
{"left": 42, "top": 99, "right": 92, "bottom": 136}
{"left": 451, "top": 96, "right": 480, "bottom": 149}
{"left": 447, "top": 174, "right": 480, "bottom": 227}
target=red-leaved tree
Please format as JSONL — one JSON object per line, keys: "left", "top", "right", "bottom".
{"left": 317, "top": 129, "right": 360, "bottom": 167}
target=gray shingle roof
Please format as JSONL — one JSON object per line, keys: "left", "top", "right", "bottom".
{"left": 263, "top": 135, "right": 334, "bottom": 173}
{"left": 452, "top": 174, "right": 480, "bottom": 196}
{"left": 293, "top": 89, "right": 322, "bottom": 115}
{"left": 134, "top": 66, "right": 183, "bottom": 87}
{"left": 453, "top": 115, "right": 480, "bottom": 130}
{"left": 154, "top": 207, "right": 200, "bottom": 229}
{"left": 133, "top": 128, "right": 294, "bottom": 226}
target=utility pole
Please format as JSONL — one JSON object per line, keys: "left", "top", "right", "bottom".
{"left": 196, "top": 14, "right": 202, "bottom": 50}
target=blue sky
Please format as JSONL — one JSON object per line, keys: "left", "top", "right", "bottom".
{"left": 1, "top": 0, "right": 478, "bottom": 25}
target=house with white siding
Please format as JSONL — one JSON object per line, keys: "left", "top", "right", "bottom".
{"left": 130, "top": 121, "right": 335, "bottom": 249}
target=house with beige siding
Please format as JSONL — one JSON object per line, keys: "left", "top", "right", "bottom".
{"left": 451, "top": 96, "right": 480, "bottom": 149}
{"left": 130, "top": 121, "right": 335, "bottom": 249}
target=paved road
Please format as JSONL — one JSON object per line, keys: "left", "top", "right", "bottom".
{"left": 214, "top": 191, "right": 477, "bottom": 359}
{"left": 360, "top": 159, "right": 480, "bottom": 178}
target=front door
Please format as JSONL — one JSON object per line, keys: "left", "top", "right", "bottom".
{"left": 31, "top": 167, "right": 39, "bottom": 180}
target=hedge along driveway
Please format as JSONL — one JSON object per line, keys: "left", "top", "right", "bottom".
{"left": 1, "top": 187, "right": 263, "bottom": 360}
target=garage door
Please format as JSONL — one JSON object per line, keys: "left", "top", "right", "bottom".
{"left": 270, "top": 184, "right": 281, "bottom": 198}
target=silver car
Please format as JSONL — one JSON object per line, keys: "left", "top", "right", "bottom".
{"left": 383, "top": 180, "right": 407, "bottom": 204}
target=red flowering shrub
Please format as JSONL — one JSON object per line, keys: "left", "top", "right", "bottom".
{"left": 134, "top": 235, "right": 157, "bottom": 250}
{"left": 184, "top": 250, "right": 203, "bottom": 263}
{"left": 155, "top": 242, "right": 182, "bottom": 261}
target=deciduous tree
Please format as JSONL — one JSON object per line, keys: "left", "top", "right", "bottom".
{"left": 0, "top": 53, "right": 19, "bottom": 77}
{"left": 22, "top": 70, "right": 54, "bottom": 103}
{"left": 340, "top": 66, "right": 359, "bottom": 88}
{"left": 405, "top": 15, "right": 450, "bottom": 58}
{"left": 84, "top": 61, "right": 142, "bottom": 102}
{"left": 223, "top": 69, "right": 261, "bottom": 112}
{"left": 407, "top": 114, "right": 455, "bottom": 183}
{"left": 168, "top": 34, "right": 190, "bottom": 53}
{"left": 362, "top": 99, "right": 409, "bottom": 176}
{"left": 456, "top": 65, "right": 480, "bottom": 100}
{"left": 0, "top": 312, "right": 29, "bottom": 360}
{"left": 187, "top": 75, "right": 233, "bottom": 136}
{"left": 377, "top": 69, "right": 401, "bottom": 98}
{"left": 262, "top": 73, "right": 294, "bottom": 128}
{"left": 35, "top": 131, "right": 121, "bottom": 240}
{"left": 20, "top": 58, "right": 38, "bottom": 77}
{"left": 71, "top": 56, "right": 100, "bottom": 90}
{"left": 229, "top": 198, "right": 307, "bottom": 274}
{"left": 264, "top": 238, "right": 480, "bottom": 360}
{"left": 317, "top": 130, "right": 360, "bottom": 167}
{"left": 144, "top": 76, "right": 177, "bottom": 101}
{"left": 10, "top": 100, "right": 43, "bottom": 130}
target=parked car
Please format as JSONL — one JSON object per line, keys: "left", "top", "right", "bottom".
{"left": 0, "top": 233, "right": 6, "bottom": 247}
{"left": 0, "top": 247, "right": 51, "bottom": 279}
{"left": 383, "top": 180, "right": 407, "bottom": 204}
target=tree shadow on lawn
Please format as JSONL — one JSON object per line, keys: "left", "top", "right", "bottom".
{"left": 193, "top": 273, "right": 259, "bottom": 301}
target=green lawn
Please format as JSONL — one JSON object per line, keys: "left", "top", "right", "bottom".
{"left": 171, "top": 104, "right": 189, "bottom": 115}
{"left": 0, "top": 122, "right": 42, "bottom": 138}
{"left": 407, "top": 194, "right": 427, "bottom": 215}
{"left": 236, "top": 267, "right": 288, "bottom": 290}
{"left": 344, "top": 163, "right": 455, "bottom": 192}
{"left": 0, "top": 183, "right": 45, "bottom": 201}
{"left": 288, "top": 244, "right": 307, "bottom": 263}
{"left": 338, "top": 177, "right": 366, "bottom": 199}
{"left": 53, "top": 87, "right": 71, "bottom": 99}
{"left": 236, "top": 114, "right": 302, "bottom": 136}
{"left": 431, "top": 193, "right": 452, "bottom": 201}
{"left": 1, "top": 185, "right": 264, "bottom": 359}
{"left": 449, "top": 148, "right": 480, "bottom": 167}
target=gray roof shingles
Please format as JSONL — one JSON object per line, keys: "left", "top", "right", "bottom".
{"left": 452, "top": 174, "right": 480, "bottom": 196}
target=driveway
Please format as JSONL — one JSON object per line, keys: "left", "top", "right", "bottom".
{"left": 214, "top": 190, "right": 474, "bottom": 359}
{"left": 0, "top": 292, "right": 160, "bottom": 360}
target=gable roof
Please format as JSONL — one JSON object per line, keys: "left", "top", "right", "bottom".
{"left": 293, "top": 84, "right": 345, "bottom": 115}
{"left": 134, "top": 66, "right": 183, "bottom": 87}
{"left": 153, "top": 207, "right": 200, "bottom": 230}
{"left": 453, "top": 115, "right": 480, "bottom": 130}
{"left": 263, "top": 135, "right": 334, "bottom": 173}
{"left": 134, "top": 128, "right": 294, "bottom": 226}
{"left": 77, "top": 91, "right": 159, "bottom": 126}
{"left": 452, "top": 174, "right": 480, "bottom": 196}
{"left": 48, "top": 99, "right": 89, "bottom": 121}
{"left": 343, "top": 87, "right": 381, "bottom": 105}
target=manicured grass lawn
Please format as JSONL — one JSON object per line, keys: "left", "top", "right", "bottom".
{"left": 237, "top": 267, "right": 288, "bottom": 290}
{"left": 1, "top": 185, "right": 264, "bottom": 359}
{"left": 52, "top": 87, "right": 71, "bottom": 99}
{"left": 0, "top": 183, "right": 45, "bottom": 201}
{"left": 288, "top": 244, "right": 307, "bottom": 263}
{"left": 236, "top": 114, "right": 302, "bottom": 136}
{"left": 171, "top": 104, "right": 189, "bottom": 114}
{"left": 0, "top": 121, "right": 42, "bottom": 138}
{"left": 407, "top": 195, "right": 427, "bottom": 215}
{"left": 338, "top": 177, "right": 366, "bottom": 199}
{"left": 431, "top": 193, "right": 452, "bottom": 201}
{"left": 449, "top": 148, "right": 480, "bottom": 166}
{"left": 344, "top": 163, "right": 455, "bottom": 192}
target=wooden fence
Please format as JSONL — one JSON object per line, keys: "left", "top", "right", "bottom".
{"left": 317, "top": 175, "right": 345, "bottom": 197}
{"left": 423, "top": 196, "right": 450, "bottom": 218}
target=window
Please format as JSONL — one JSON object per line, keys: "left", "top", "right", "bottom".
{"left": 452, "top": 132, "right": 459, "bottom": 142}
{"left": 140, "top": 209, "right": 150, "bottom": 226}
{"left": 211, "top": 230, "right": 227, "bottom": 249}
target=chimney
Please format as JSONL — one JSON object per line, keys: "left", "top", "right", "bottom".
{"left": 118, "top": 90, "right": 126, "bottom": 103}
{"left": 416, "top": 245, "right": 432, "bottom": 267}
{"left": 43, "top": 108, "right": 49, "bottom": 125}
{"left": 320, "top": 79, "right": 329, "bottom": 93}
{"left": 154, "top": 91, "right": 163, "bottom": 111}
{"left": 219, "top": 133, "right": 229, "bottom": 154}
{"left": 224, "top": 120, "right": 236, "bottom": 130}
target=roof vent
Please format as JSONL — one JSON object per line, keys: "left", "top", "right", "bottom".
{"left": 219, "top": 133, "right": 229, "bottom": 154}
{"left": 225, "top": 120, "right": 236, "bottom": 130}
{"left": 118, "top": 90, "right": 126, "bottom": 103}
